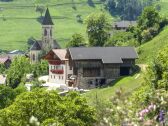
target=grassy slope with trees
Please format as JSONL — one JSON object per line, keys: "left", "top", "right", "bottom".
{"left": 137, "top": 0, "right": 168, "bottom": 64}
{"left": 85, "top": 71, "right": 144, "bottom": 103}
{"left": 0, "top": 0, "right": 111, "bottom": 50}
{"left": 137, "top": 26, "right": 168, "bottom": 64}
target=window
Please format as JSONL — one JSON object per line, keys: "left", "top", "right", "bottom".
{"left": 50, "top": 29, "right": 52, "bottom": 36}
{"left": 32, "top": 54, "right": 35, "bottom": 61}
{"left": 83, "top": 68, "right": 101, "bottom": 77}
{"left": 62, "top": 76, "right": 64, "bottom": 80}
{"left": 44, "top": 29, "right": 47, "bottom": 36}
{"left": 54, "top": 75, "right": 55, "bottom": 79}
{"left": 70, "top": 66, "right": 72, "bottom": 70}
{"left": 59, "top": 76, "right": 60, "bottom": 80}
{"left": 56, "top": 66, "right": 59, "bottom": 70}
{"left": 51, "top": 75, "right": 52, "bottom": 79}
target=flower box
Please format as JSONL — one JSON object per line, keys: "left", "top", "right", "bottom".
{"left": 50, "top": 69, "right": 64, "bottom": 74}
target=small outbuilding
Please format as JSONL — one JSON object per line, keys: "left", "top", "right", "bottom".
{"left": 113, "top": 21, "right": 137, "bottom": 30}
{"left": 0, "top": 56, "right": 11, "bottom": 68}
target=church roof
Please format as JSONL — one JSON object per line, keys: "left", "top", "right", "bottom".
{"left": 53, "top": 40, "right": 61, "bottom": 49}
{"left": 42, "top": 8, "right": 54, "bottom": 25}
{"left": 30, "top": 41, "right": 41, "bottom": 50}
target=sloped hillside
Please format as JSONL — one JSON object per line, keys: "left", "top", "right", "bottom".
{"left": 158, "top": 0, "right": 168, "bottom": 16}
{"left": 137, "top": 26, "right": 168, "bottom": 64}
{"left": 0, "top": 0, "right": 111, "bottom": 50}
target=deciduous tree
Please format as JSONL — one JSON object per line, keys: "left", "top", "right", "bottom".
{"left": 0, "top": 90, "right": 96, "bottom": 126}
{"left": 66, "top": 33, "right": 86, "bottom": 47}
{"left": 86, "top": 13, "right": 110, "bottom": 46}
{"left": 6, "top": 56, "right": 31, "bottom": 88}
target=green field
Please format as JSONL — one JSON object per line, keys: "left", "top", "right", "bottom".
{"left": 0, "top": 0, "right": 112, "bottom": 51}
{"left": 84, "top": 70, "right": 144, "bottom": 103}
{"left": 137, "top": 26, "right": 168, "bottom": 64}
{"left": 158, "top": 0, "right": 168, "bottom": 16}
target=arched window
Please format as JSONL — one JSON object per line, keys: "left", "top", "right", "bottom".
{"left": 50, "top": 29, "right": 52, "bottom": 36}
{"left": 32, "top": 54, "right": 35, "bottom": 61}
{"left": 44, "top": 29, "right": 47, "bottom": 36}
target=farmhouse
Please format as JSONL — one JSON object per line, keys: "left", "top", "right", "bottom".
{"left": 44, "top": 47, "right": 138, "bottom": 89}
{"left": 113, "top": 21, "right": 137, "bottom": 30}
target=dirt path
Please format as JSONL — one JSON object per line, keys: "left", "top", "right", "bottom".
{"left": 138, "top": 64, "right": 148, "bottom": 72}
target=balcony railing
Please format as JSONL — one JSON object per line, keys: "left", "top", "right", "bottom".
{"left": 50, "top": 69, "right": 64, "bottom": 74}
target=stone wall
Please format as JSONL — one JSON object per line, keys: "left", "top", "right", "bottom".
{"left": 75, "top": 63, "right": 120, "bottom": 89}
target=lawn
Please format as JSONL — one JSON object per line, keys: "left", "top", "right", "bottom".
{"left": 84, "top": 68, "right": 144, "bottom": 104}
{"left": 137, "top": 26, "right": 168, "bottom": 64}
{"left": 157, "top": 0, "right": 168, "bottom": 16}
{"left": 0, "top": 0, "right": 112, "bottom": 51}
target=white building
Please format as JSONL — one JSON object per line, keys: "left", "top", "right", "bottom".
{"left": 44, "top": 49, "right": 73, "bottom": 85}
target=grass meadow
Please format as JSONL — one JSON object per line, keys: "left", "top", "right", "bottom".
{"left": 0, "top": 0, "right": 112, "bottom": 51}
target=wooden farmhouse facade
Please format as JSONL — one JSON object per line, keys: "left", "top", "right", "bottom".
{"left": 44, "top": 47, "right": 138, "bottom": 89}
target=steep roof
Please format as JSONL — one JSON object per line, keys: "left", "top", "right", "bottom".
{"left": 114, "top": 21, "right": 137, "bottom": 28}
{"left": 52, "top": 49, "right": 67, "bottom": 60}
{"left": 42, "top": 8, "right": 54, "bottom": 25}
{"left": 69, "top": 47, "right": 138, "bottom": 64}
{"left": 53, "top": 40, "right": 61, "bottom": 49}
{"left": 30, "top": 41, "right": 41, "bottom": 51}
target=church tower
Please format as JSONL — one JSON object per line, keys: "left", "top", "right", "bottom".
{"left": 29, "top": 8, "right": 60, "bottom": 64}
{"left": 42, "top": 8, "right": 54, "bottom": 52}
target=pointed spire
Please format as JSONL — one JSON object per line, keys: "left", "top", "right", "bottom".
{"left": 42, "top": 8, "right": 54, "bottom": 25}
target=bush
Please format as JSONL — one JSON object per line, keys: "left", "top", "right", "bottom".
{"left": 141, "top": 29, "right": 153, "bottom": 42}
{"left": 0, "top": 90, "right": 96, "bottom": 126}
{"left": 0, "top": 85, "right": 26, "bottom": 109}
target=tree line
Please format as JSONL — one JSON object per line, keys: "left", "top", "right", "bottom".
{"left": 104, "top": 0, "right": 158, "bottom": 20}
{"left": 66, "top": 5, "right": 168, "bottom": 48}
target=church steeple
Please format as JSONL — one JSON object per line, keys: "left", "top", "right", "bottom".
{"left": 42, "top": 8, "right": 54, "bottom": 52}
{"left": 42, "top": 8, "right": 54, "bottom": 25}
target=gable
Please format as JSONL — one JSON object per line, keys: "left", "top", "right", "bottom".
{"left": 43, "top": 50, "right": 60, "bottom": 60}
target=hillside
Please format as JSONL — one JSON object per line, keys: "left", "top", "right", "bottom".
{"left": 137, "top": 26, "right": 168, "bottom": 64}
{"left": 0, "top": 0, "right": 111, "bottom": 51}
{"left": 85, "top": 68, "right": 144, "bottom": 103}
{"left": 158, "top": 0, "right": 168, "bottom": 16}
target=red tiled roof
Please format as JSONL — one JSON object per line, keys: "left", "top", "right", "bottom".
{"left": 0, "top": 57, "right": 10, "bottom": 64}
{"left": 52, "top": 49, "right": 68, "bottom": 61}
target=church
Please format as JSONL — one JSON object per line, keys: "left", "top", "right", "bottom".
{"left": 29, "top": 8, "right": 60, "bottom": 63}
